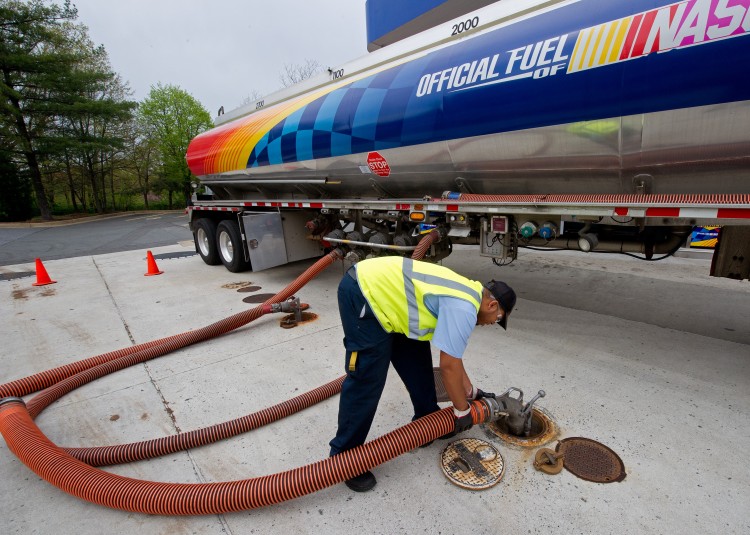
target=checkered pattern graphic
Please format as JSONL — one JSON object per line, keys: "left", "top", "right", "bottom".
{"left": 247, "top": 57, "right": 438, "bottom": 167}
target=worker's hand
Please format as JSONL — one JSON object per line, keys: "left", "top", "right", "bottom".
{"left": 467, "top": 386, "right": 496, "bottom": 400}
{"left": 453, "top": 406, "right": 473, "bottom": 434}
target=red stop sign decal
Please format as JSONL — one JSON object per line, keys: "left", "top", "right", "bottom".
{"left": 367, "top": 152, "right": 391, "bottom": 177}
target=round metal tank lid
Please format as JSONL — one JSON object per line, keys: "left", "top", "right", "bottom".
{"left": 555, "top": 437, "right": 626, "bottom": 483}
{"left": 440, "top": 438, "right": 504, "bottom": 490}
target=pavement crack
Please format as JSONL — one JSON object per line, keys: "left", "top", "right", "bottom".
{"left": 92, "top": 257, "right": 232, "bottom": 530}
{"left": 93, "top": 257, "right": 136, "bottom": 345}
{"left": 142, "top": 362, "right": 182, "bottom": 433}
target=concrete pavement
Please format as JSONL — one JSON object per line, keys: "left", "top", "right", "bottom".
{"left": 1, "top": 244, "right": 748, "bottom": 534}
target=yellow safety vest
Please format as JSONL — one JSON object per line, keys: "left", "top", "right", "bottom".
{"left": 356, "top": 257, "right": 483, "bottom": 340}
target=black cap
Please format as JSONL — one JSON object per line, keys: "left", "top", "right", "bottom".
{"left": 485, "top": 280, "right": 516, "bottom": 330}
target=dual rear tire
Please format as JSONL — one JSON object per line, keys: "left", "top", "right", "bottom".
{"left": 193, "top": 218, "right": 250, "bottom": 272}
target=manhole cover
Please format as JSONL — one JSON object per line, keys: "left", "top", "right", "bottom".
{"left": 151, "top": 251, "right": 197, "bottom": 260}
{"left": 440, "top": 438, "right": 504, "bottom": 490}
{"left": 555, "top": 437, "right": 626, "bottom": 483}
{"left": 222, "top": 281, "right": 253, "bottom": 289}
{"left": 242, "top": 293, "right": 277, "bottom": 304}
{"left": 0, "top": 271, "right": 35, "bottom": 282}
{"left": 237, "top": 286, "right": 262, "bottom": 293}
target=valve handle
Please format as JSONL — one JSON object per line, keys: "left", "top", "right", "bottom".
{"left": 533, "top": 447, "right": 564, "bottom": 475}
{"left": 522, "top": 389, "right": 545, "bottom": 415}
{"left": 498, "top": 387, "right": 524, "bottom": 403}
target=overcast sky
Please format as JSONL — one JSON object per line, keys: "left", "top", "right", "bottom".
{"left": 70, "top": 0, "right": 369, "bottom": 117}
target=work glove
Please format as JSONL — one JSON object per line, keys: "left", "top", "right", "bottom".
{"left": 468, "top": 386, "right": 496, "bottom": 400}
{"left": 453, "top": 406, "right": 473, "bottom": 434}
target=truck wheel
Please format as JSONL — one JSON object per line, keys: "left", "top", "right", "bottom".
{"left": 193, "top": 218, "right": 221, "bottom": 265}
{"left": 216, "top": 220, "right": 250, "bottom": 272}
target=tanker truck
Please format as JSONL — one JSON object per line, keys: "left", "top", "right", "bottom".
{"left": 185, "top": 0, "right": 750, "bottom": 279}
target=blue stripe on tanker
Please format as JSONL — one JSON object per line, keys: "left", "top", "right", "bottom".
{"left": 247, "top": 0, "right": 750, "bottom": 169}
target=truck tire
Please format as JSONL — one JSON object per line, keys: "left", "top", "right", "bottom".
{"left": 216, "top": 220, "right": 250, "bottom": 272}
{"left": 193, "top": 218, "right": 221, "bottom": 265}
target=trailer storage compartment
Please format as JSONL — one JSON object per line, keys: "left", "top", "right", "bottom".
{"left": 242, "top": 211, "right": 324, "bottom": 272}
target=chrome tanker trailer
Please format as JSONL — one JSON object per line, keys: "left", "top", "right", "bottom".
{"left": 186, "top": 0, "right": 750, "bottom": 278}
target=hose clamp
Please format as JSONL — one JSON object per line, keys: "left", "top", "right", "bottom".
{"left": 0, "top": 397, "right": 25, "bottom": 408}
{"left": 479, "top": 396, "right": 506, "bottom": 423}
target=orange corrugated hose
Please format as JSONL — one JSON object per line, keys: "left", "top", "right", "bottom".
{"left": 0, "top": 237, "right": 477, "bottom": 514}
{"left": 64, "top": 376, "right": 346, "bottom": 466}
{"left": 0, "top": 398, "right": 488, "bottom": 514}
{"left": 440, "top": 193, "right": 750, "bottom": 204}
{"left": 2, "top": 248, "right": 343, "bottom": 407}
{"left": 411, "top": 229, "right": 441, "bottom": 259}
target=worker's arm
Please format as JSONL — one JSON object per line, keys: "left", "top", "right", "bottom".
{"left": 439, "top": 350, "right": 471, "bottom": 411}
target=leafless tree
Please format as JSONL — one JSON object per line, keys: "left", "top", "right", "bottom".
{"left": 279, "top": 59, "right": 322, "bottom": 87}
{"left": 239, "top": 89, "right": 263, "bottom": 108}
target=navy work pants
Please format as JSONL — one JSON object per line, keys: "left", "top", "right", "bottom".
{"left": 329, "top": 269, "right": 440, "bottom": 456}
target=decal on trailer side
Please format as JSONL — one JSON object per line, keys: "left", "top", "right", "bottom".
{"left": 186, "top": 0, "right": 750, "bottom": 177}
{"left": 416, "top": 0, "right": 750, "bottom": 96}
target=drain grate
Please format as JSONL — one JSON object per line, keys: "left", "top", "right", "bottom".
{"left": 151, "top": 251, "right": 196, "bottom": 260}
{"left": 0, "top": 271, "right": 35, "bottom": 282}
{"left": 555, "top": 437, "right": 626, "bottom": 483}
{"left": 441, "top": 438, "right": 504, "bottom": 490}
{"left": 237, "top": 286, "right": 262, "bottom": 293}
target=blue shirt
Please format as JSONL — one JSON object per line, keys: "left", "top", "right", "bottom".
{"left": 424, "top": 295, "right": 477, "bottom": 358}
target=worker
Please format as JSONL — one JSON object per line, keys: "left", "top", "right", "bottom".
{"left": 330, "top": 256, "right": 516, "bottom": 492}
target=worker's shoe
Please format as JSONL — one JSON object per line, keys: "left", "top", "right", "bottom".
{"left": 345, "top": 470, "right": 377, "bottom": 492}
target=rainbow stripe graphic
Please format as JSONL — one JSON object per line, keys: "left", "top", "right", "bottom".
{"left": 568, "top": 0, "right": 750, "bottom": 73}
{"left": 187, "top": 61, "right": 408, "bottom": 176}
{"left": 187, "top": 84, "right": 347, "bottom": 176}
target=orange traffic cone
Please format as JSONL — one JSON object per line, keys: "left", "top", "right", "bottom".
{"left": 144, "top": 250, "right": 164, "bottom": 276}
{"left": 32, "top": 258, "right": 56, "bottom": 286}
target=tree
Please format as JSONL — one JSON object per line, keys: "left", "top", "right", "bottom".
{"left": 0, "top": 142, "right": 32, "bottom": 221}
{"left": 138, "top": 84, "right": 212, "bottom": 208}
{"left": 0, "top": 0, "right": 135, "bottom": 219}
{"left": 239, "top": 88, "right": 263, "bottom": 109}
{"left": 55, "top": 29, "right": 135, "bottom": 213}
{"left": 124, "top": 117, "right": 159, "bottom": 210}
{"left": 279, "top": 59, "right": 322, "bottom": 87}
{"left": 1, "top": 0, "right": 76, "bottom": 219}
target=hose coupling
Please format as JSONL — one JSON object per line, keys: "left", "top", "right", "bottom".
{"left": 262, "top": 297, "right": 305, "bottom": 325}
{"left": 0, "top": 397, "right": 25, "bottom": 408}
{"left": 345, "top": 248, "right": 368, "bottom": 263}
{"left": 467, "top": 396, "right": 507, "bottom": 426}
{"left": 480, "top": 387, "right": 548, "bottom": 437}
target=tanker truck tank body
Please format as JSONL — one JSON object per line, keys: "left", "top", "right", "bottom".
{"left": 187, "top": 0, "right": 750, "bottom": 200}
{"left": 186, "top": 0, "right": 750, "bottom": 279}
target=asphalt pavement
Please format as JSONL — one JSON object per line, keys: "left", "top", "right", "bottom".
{"left": 0, "top": 211, "right": 192, "bottom": 266}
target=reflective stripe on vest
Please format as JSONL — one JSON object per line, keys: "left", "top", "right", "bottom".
{"left": 356, "top": 257, "right": 483, "bottom": 340}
